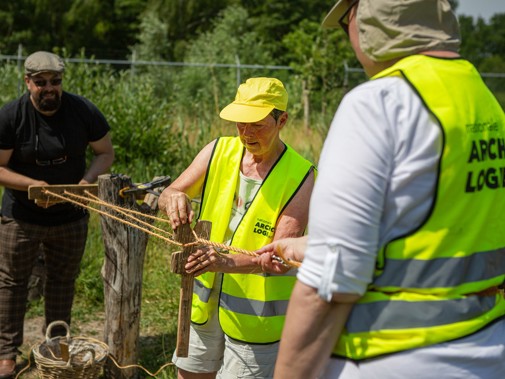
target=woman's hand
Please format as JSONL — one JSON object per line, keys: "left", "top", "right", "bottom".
{"left": 159, "top": 188, "right": 194, "bottom": 230}
{"left": 185, "top": 247, "right": 228, "bottom": 276}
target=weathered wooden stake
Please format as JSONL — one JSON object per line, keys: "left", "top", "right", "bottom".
{"left": 171, "top": 220, "right": 211, "bottom": 357}
{"left": 99, "top": 174, "right": 165, "bottom": 379}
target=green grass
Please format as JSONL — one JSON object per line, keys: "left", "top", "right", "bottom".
{"left": 138, "top": 237, "right": 181, "bottom": 378}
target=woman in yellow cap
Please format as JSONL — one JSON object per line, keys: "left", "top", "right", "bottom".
{"left": 158, "top": 77, "right": 316, "bottom": 379}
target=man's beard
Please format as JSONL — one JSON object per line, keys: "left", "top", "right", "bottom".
{"left": 36, "top": 91, "right": 61, "bottom": 112}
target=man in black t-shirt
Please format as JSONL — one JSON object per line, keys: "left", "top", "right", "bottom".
{"left": 0, "top": 51, "right": 114, "bottom": 378}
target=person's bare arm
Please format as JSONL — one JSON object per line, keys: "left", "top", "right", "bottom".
{"left": 0, "top": 149, "right": 48, "bottom": 190}
{"left": 158, "top": 140, "right": 216, "bottom": 229}
{"left": 272, "top": 168, "right": 315, "bottom": 240}
{"left": 274, "top": 281, "right": 360, "bottom": 379}
{"left": 80, "top": 132, "right": 114, "bottom": 184}
{"left": 185, "top": 168, "right": 315, "bottom": 275}
{"left": 251, "top": 168, "right": 315, "bottom": 273}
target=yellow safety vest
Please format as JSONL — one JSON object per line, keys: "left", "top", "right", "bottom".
{"left": 192, "top": 136, "right": 314, "bottom": 343}
{"left": 334, "top": 55, "right": 505, "bottom": 359}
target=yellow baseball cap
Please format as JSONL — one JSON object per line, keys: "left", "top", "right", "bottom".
{"left": 220, "top": 77, "right": 288, "bottom": 123}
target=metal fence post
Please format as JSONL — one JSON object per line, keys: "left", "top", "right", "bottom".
{"left": 131, "top": 49, "right": 136, "bottom": 82}
{"left": 235, "top": 55, "right": 241, "bottom": 87}
{"left": 17, "top": 44, "right": 23, "bottom": 97}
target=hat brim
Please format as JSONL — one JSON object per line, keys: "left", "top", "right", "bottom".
{"left": 220, "top": 103, "right": 274, "bottom": 123}
{"left": 26, "top": 70, "right": 64, "bottom": 76}
{"left": 322, "top": 0, "right": 349, "bottom": 29}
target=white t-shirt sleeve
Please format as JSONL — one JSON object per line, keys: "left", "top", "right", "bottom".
{"left": 298, "top": 77, "right": 441, "bottom": 300}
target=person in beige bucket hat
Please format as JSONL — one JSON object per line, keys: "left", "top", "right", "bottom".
{"left": 322, "top": 0, "right": 461, "bottom": 63}
{"left": 158, "top": 77, "right": 315, "bottom": 378}
{"left": 255, "top": 1, "right": 505, "bottom": 378}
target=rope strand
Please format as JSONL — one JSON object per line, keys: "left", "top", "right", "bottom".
{"left": 41, "top": 188, "right": 301, "bottom": 268}
{"left": 13, "top": 344, "right": 174, "bottom": 378}
{"left": 42, "top": 189, "right": 183, "bottom": 247}
{"left": 22, "top": 187, "right": 300, "bottom": 378}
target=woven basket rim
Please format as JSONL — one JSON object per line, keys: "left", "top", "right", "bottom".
{"left": 32, "top": 321, "right": 109, "bottom": 372}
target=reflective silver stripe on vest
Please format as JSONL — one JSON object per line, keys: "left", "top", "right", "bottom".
{"left": 193, "top": 278, "right": 212, "bottom": 303}
{"left": 220, "top": 292, "right": 289, "bottom": 317}
{"left": 347, "top": 295, "right": 496, "bottom": 333}
{"left": 375, "top": 248, "right": 505, "bottom": 288}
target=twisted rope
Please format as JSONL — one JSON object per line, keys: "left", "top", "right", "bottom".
{"left": 41, "top": 189, "right": 300, "bottom": 268}
{"left": 17, "top": 187, "right": 300, "bottom": 377}
{"left": 14, "top": 344, "right": 174, "bottom": 378}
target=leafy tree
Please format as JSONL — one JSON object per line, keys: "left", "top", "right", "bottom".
{"left": 62, "top": 0, "right": 145, "bottom": 58}
{"left": 480, "top": 55, "right": 505, "bottom": 74}
{"left": 0, "top": 0, "right": 144, "bottom": 58}
{"left": 0, "top": 0, "right": 71, "bottom": 53}
{"left": 140, "top": 0, "right": 230, "bottom": 61}
{"left": 458, "top": 13, "right": 505, "bottom": 73}
{"left": 242, "top": 0, "right": 335, "bottom": 64}
{"left": 173, "top": 5, "right": 273, "bottom": 120}
{"left": 282, "top": 19, "right": 356, "bottom": 128}
{"left": 133, "top": 0, "right": 337, "bottom": 63}
{"left": 487, "top": 14, "right": 505, "bottom": 58}
{"left": 133, "top": 8, "right": 169, "bottom": 61}
{"left": 458, "top": 15, "right": 480, "bottom": 64}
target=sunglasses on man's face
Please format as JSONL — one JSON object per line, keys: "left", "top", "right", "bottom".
{"left": 339, "top": 0, "right": 359, "bottom": 35}
{"left": 31, "top": 78, "right": 62, "bottom": 88}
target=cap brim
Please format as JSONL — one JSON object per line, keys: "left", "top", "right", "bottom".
{"left": 220, "top": 103, "right": 274, "bottom": 123}
{"left": 26, "top": 70, "right": 63, "bottom": 76}
{"left": 322, "top": 0, "right": 348, "bottom": 29}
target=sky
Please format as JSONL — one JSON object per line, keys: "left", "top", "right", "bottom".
{"left": 456, "top": 0, "right": 505, "bottom": 21}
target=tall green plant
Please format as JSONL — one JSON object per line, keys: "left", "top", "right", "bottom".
{"left": 0, "top": 61, "right": 23, "bottom": 105}
{"left": 63, "top": 59, "right": 192, "bottom": 181}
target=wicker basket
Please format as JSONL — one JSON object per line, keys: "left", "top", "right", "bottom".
{"left": 33, "top": 320, "right": 109, "bottom": 379}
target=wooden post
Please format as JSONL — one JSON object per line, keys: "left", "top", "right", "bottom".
{"left": 170, "top": 220, "right": 211, "bottom": 357}
{"left": 99, "top": 174, "right": 165, "bottom": 379}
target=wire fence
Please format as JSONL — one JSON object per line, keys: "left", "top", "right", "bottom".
{"left": 4, "top": 45, "right": 504, "bottom": 78}
{"left": 2, "top": 45, "right": 504, "bottom": 109}
{"left": 3, "top": 50, "right": 504, "bottom": 83}
{"left": 0, "top": 45, "right": 295, "bottom": 95}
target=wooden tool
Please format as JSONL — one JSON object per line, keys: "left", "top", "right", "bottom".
{"left": 28, "top": 184, "right": 98, "bottom": 205}
{"left": 59, "top": 341, "right": 69, "bottom": 362}
{"left": 171, "top": 221, "right": 211, "bottom": 357}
